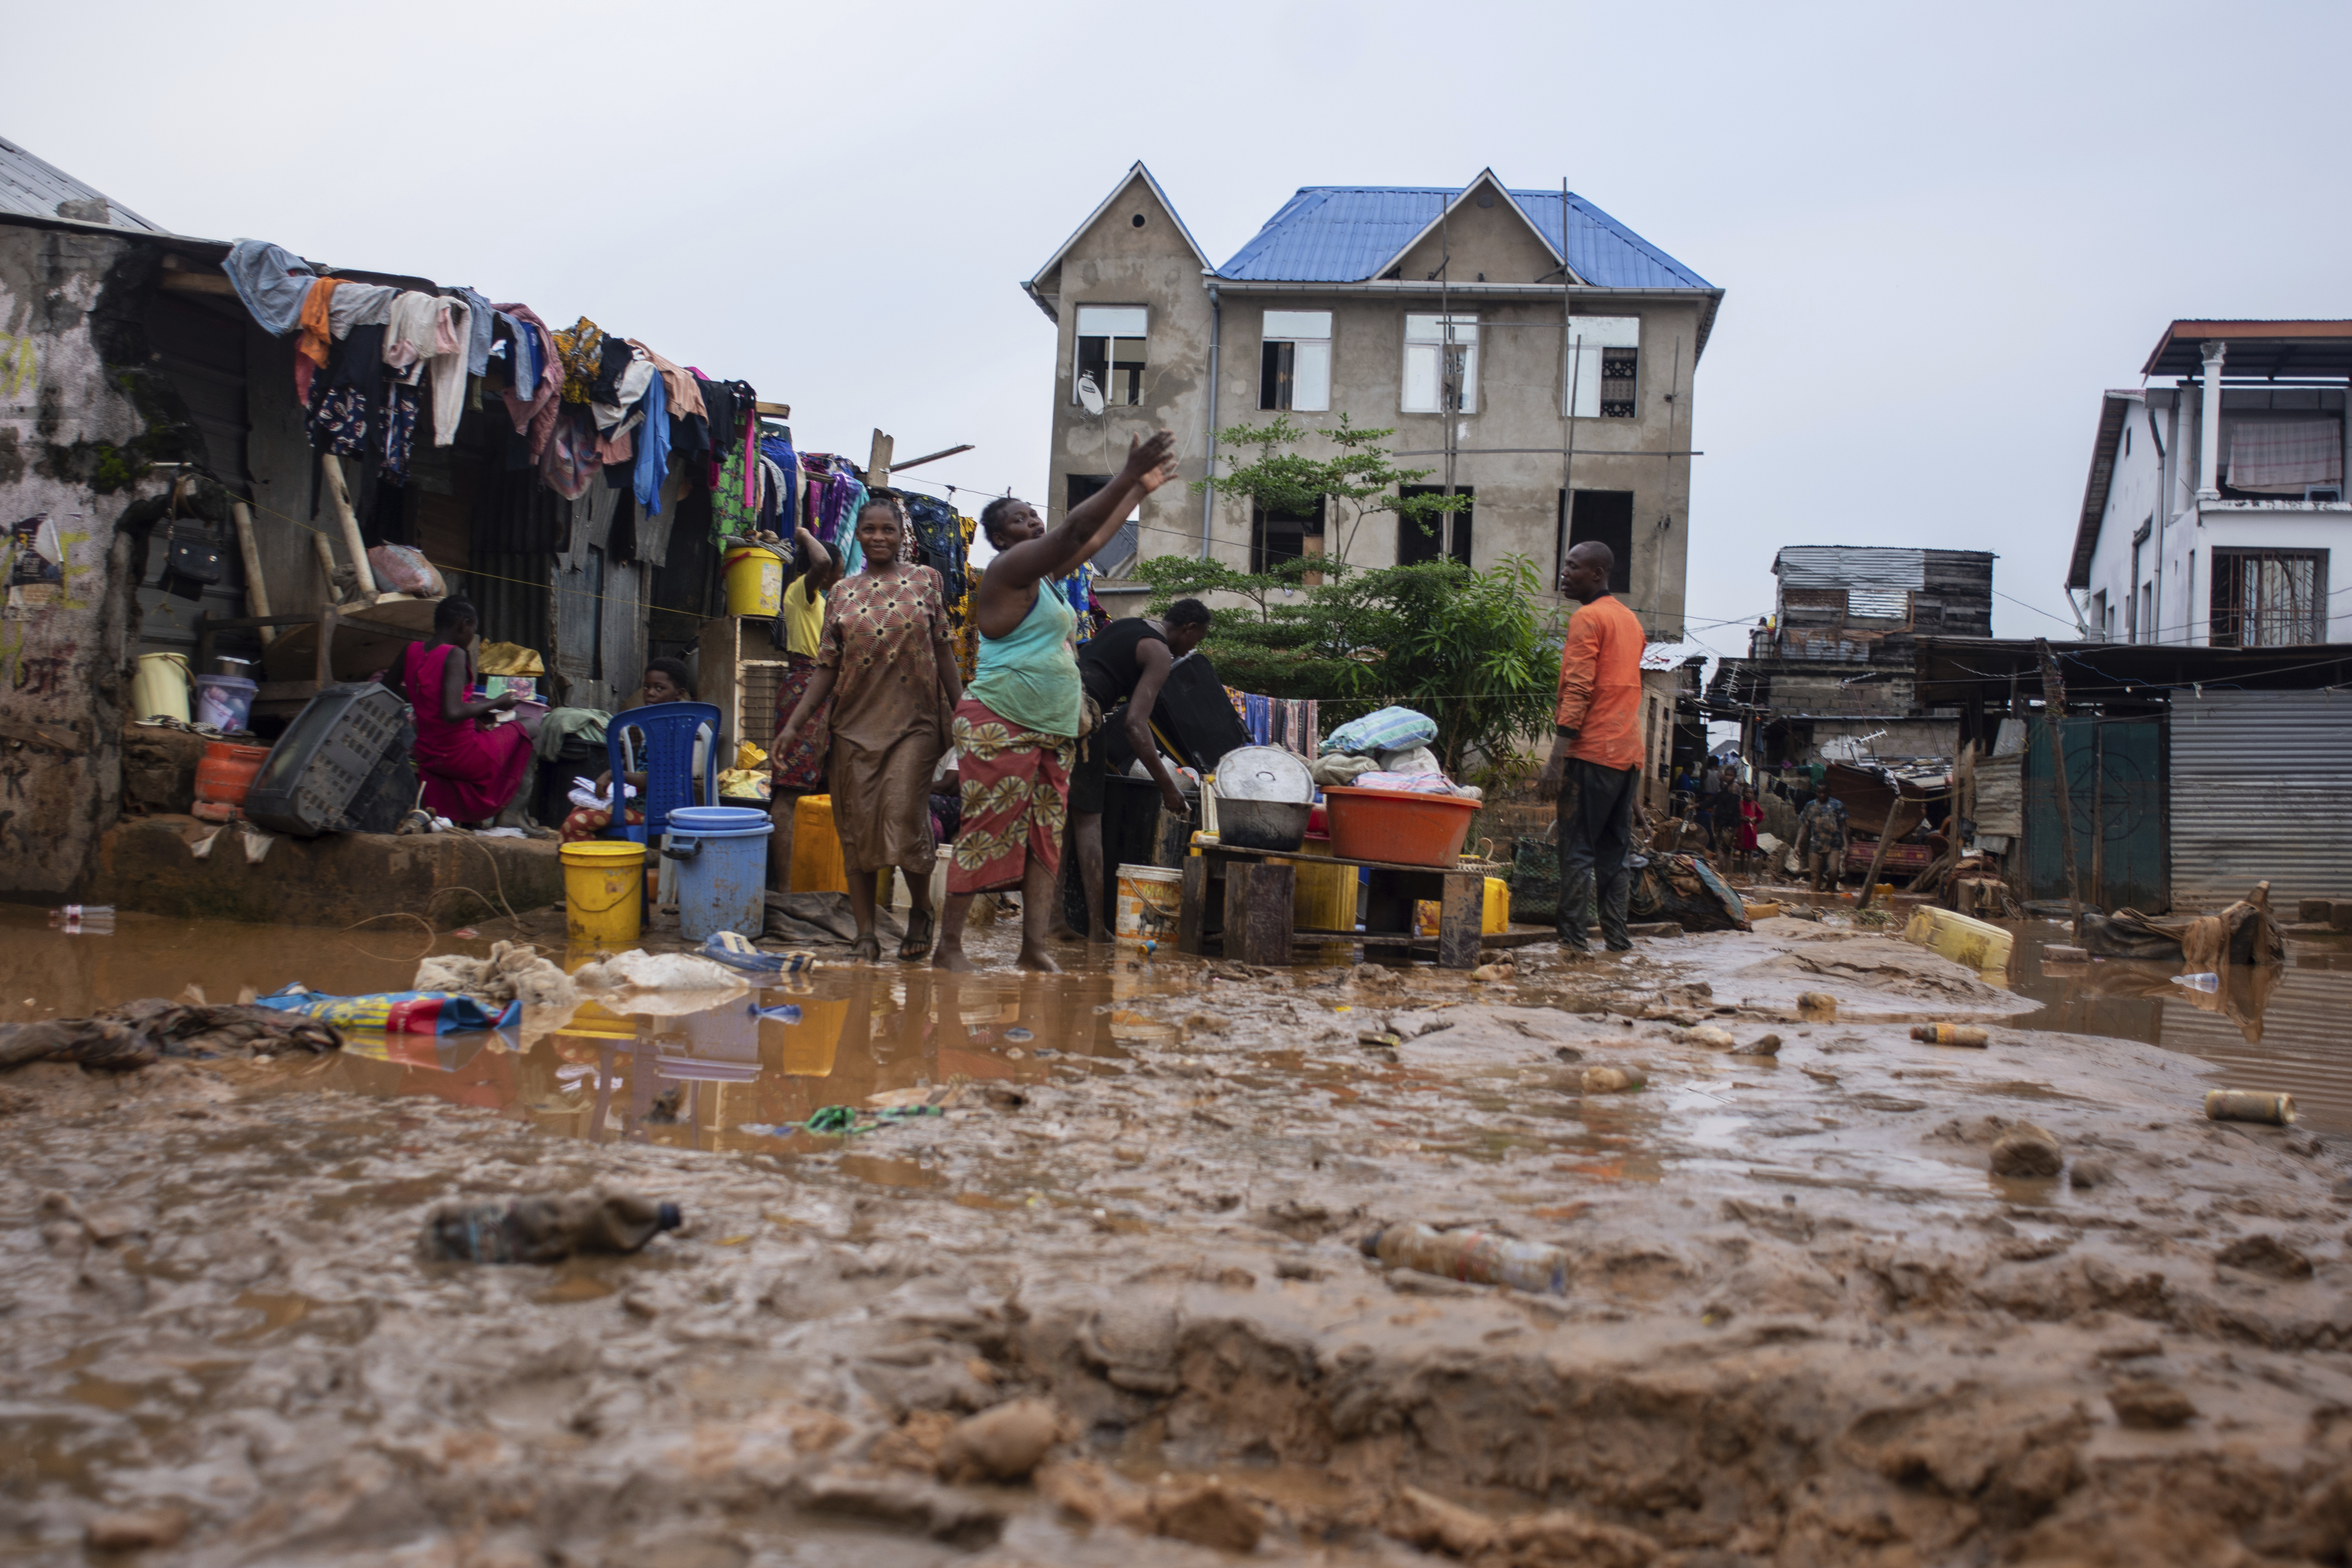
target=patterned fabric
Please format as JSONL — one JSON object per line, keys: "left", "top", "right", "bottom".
{"left": 769, "top": 652, "right": 830, "bottom": 793}
{"left": 950, "top": 513, "right": 979, "bottom": 682}
{"left": 819, "top": 565, "right": 953, "bottom": 875}
{"left": 560, "top": 804, "right": 642, "bottom": 842}
{"left": 552, "top": 318, "right": 605, "bottom": 403}
{"left": 380, "top": 386, "right": 420, "bottom": 487}
{"left": 712, "top": 425, "right": 760, "bottom": 542}
{"left": 947, "top": 698, "right": 1073, "bottom": 895}
{"left": 306, "top": 384, "right": 368, "bottom": 457}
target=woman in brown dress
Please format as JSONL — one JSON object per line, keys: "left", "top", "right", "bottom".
{"left": 771, "top": 496, "right": 964, "bottom": 960}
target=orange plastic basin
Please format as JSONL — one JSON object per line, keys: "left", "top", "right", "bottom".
{"left": 1321, "top": 785, "right": 1480, "bottom": 867}
{"left": 193, "top": 740, "right": 272, "bottom": 818}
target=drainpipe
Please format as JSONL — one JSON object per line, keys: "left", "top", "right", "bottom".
{"left": 1201, "top": 278, "right": 1221, "bottom": 559}
{"left": 2196, "top": 340, "right": 2226, "bottom": 500}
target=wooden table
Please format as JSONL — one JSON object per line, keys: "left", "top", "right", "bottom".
{"left": 1176, "top": 843, "right": 1488, "bottom": 969}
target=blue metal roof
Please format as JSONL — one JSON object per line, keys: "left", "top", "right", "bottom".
{"left": 1214, "top": 185, "right": 1709, "bottom": 290}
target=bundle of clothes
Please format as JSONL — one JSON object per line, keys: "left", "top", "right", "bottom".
{"left": 1305, "top": 705, "right": 1483, "bottom": 800}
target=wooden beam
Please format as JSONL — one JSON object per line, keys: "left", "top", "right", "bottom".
{"left": 318, "top": 455, "right": 378, "bottom": 601}
{"left": 867, "top": 429, "right": 894, "bottom": 491}
{"left": 159, "top": 272, "right": 237, "bottom": 296}
{"left": 229, "top": 501, "right": 274, "bottom": 645}
{"left": 752, "top": 400, "right": 792, "bottom": 419}
{"left": 890, "top": 443, "right": 975, "bottom": 474}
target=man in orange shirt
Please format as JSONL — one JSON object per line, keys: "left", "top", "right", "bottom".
{"left": 1536, "top": 541, "right": 1645, "bottom": 952}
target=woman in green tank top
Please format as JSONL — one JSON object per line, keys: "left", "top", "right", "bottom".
{"left": 933, "top": 430, "right": 1177, "bottom": 972}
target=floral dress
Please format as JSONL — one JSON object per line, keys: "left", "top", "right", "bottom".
{"left": 813, "top": 564, "right": 952, "bottom": 875}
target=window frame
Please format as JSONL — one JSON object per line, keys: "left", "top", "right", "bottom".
{"left": 1565, "top": 315, "right": 1640, "bottom": 419}
{"left": 1259, "top": 310, "right": 1332, "bottom": 413}
{"left": 1402, "top": 314, "right": 1479, "bottom": 415}
{"left": 1073, "top": 305, "right": 1148, "bottom": 407}
{"left": 2208, "top": 546, "right": 2328, "bottom": 648}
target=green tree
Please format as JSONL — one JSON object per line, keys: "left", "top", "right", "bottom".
{"left": 1195, "top": 412, "right": 1467, "bottom": 561}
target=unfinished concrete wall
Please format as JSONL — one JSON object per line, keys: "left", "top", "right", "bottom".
{"left": 0, "top": 218, "right": 199, "bottom": 898}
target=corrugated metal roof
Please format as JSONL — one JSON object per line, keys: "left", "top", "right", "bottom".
{"left": 1639, "top": 639, "right": 1711, "bottom": 671}
{"left": 1773, "top": 546, "right": 1928, "bottom": 591}
{"left": 1215, "top": 184, "right": 1710, "bottom": 290}
{"left": 0, "top": 135, "right": 161, "bottom": 232}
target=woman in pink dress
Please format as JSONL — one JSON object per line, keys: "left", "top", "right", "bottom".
{"left": 400, "top": 597, "right": 535, "bottom": 827}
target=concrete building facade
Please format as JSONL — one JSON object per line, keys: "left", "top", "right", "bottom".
{"left": 1022, "top": 166, "right": 1722, "bottom": 637}
{"left": 2071, "top": 321, "right": 2352, "bottom": 647}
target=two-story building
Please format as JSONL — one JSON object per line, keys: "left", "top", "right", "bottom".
{"left": 2070, "top": 321, "right": 2352, "bottom": 646}
{"left": 1020, "top": 164, "right": 1722, "bottom": 636}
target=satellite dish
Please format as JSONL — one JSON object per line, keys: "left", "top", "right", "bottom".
{"left": 1076, "top": 372, "right": 1105, "bottom": 417}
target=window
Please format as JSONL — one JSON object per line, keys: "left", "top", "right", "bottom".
{"left": 2089, "top": 590, "right": 2107, "bottom": 641}
{"left": 1259, "top": 310, "right": 1332, "bottom": 412}
{"left": 1066, "top": 473, "right": 1140, "bottom": 574}
{"left": 1250, "top": 497, "right": 1325, "bottom": 578}
{"left": 1566, "top": 316, "right": 1640, "bottom": 419}
{"left": 1559, "top": 490, "right": 1632, "bottom": 592}
{"left": 1402, "top": 315, "right": 1478, "bottom": 414}
{"left": 1397, "top": 486, "right": 1472, "bottom": 566}
{"left": 1074, "top": 305, "right": 1147, "bottom": 406}
{"left": 2210, "top": 548, "right": 2327, "bottom": 647}
{"left": 2137, "top": 583, "right": 2151, "bottom": 643}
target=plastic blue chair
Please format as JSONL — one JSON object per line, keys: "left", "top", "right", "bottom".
{"left": 601, "top": 701, "right": 721, "bottom": 848}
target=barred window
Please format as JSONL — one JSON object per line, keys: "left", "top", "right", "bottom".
{"left": 2209, "top": 548, "right": 2327, "bottom": 648}
{"left": 1599, "top": 347, "right": 1638, "bottom": 418}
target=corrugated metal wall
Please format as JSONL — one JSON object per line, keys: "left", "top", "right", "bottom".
{"left": 2170, "top": 690, "right": 2352, "bottom": 909}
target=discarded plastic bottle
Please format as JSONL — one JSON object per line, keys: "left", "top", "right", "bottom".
{"left": 419, "top": 1191, "right": 681, "bottom": 1265}
{"left": 47, "top": 905, "right": 115, "bottom": 933}
{"left": 1361, "top": 1222, "right": 1569, "bottom": 1295}
{"left": 1910, "top": 1024, "right": 1989, "bottom": 1048}
{"left": 2170, "top": 972, "right": 2221, "bottom": 993}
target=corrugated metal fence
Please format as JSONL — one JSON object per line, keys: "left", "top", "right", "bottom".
{"left": 2170, "top": 690, "right": 2352, "bottom": 910}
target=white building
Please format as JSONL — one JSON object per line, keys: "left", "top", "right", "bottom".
{"left": 2069, "top": 320, "right": 2352, "bottom": 646}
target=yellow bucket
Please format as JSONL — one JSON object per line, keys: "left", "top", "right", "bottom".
{"left": 560, "top": 840, "right": 647, "bottom": 947}
{"left": 789, "top": 795, "right": 847, "bottom": 894}
{"left": 1415, "top": 878, "right": 1512, "bottom": 937}
{"left": 1115, "top": 863, "right": 1183, "bottom": 946}
{"left": 1285, "top": 857, "right": 1357, "bottom": 932}
{"left": 133, "top": 652, "right": 192, "bottom": 722}
{"left": 722, "top": 546, "right": 785, "bottom": 617}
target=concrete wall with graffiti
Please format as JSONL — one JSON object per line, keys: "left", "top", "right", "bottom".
{"left": 0, "top": 220, "right": 193, "bottom": 896}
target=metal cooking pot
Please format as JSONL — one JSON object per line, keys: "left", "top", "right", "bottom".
{"left": 1215, "top": 797, "right": 1310, "bottom": 852}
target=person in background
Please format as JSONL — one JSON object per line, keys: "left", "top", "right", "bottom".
{"left": 560, "top": 658, "right": 708, "bottom": 840}
{"left": 1794, "top": 776, "right": 1850, "bottom": 893}
{"left": 1535, "top": 539, "right": 1644, "bottom": 953}
{"left": 768, "top": 523, "right": 839, "bottom": 888}
{"left": 1670, "top": 761, "right": 1695, "bottom": 814}
{"left": 401, "top": 597, "right": 535, "bottom": 830}
{"left": 1051, "top": 597, "right": 1212, "bottom": 943}
{"left": 1708, "top": 774, "right": 1746, "bottom": 864}
{"left": 933, "top": 430, "right": 1177, "bottom": 972}
{"left": 1736, "top": 784, "right": 1764, "bottom": 875}
{"left": 771, "top": 496, "right": 962, "bottom": 962}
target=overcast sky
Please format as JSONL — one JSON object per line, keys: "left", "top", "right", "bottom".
{"left": 16, "top": 0, "right": 2351, "bottom": 657}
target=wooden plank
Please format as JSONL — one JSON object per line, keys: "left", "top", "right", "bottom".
{"left": 1178, "top": 856, "right": 1212, "bottom": 956}
{"left": 1437, "top": 870, "right": 1483, "bottom": 969}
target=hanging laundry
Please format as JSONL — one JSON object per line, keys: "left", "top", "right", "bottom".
{"left": 380, "top": 385, "right": 420, "bottom": 487}
{"left": 540, "top": 407, "right": 597, "bottom": 500}
{"left": 493, "top": 302, "right": 564, "bottom": 458}
{"left": 220, "top": 239, "right": 316, "bottom": 335}
{"left": 451, "top": 287, "right": 497, "bottom": 377}
{"left": 632, "top": 368, "right": 669, "bottom": 515}
{"left": 325, "top": 282, "right": 397, "bottom": 338}
{"left": 626, "top": 339, "right": 705, "bottom": 423}
{"left": 552, "top": 318, "right": 605, "bottom": 403}
{"left": 292, "top": 276, "right": 346, "bottom": 402}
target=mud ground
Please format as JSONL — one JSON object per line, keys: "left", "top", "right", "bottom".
{"left": 5, "top": 913, "right": 2352, "bottom": 1567}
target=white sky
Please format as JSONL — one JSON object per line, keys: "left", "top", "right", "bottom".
{"left": 16, "top": 0, "right": 2352, "bottom": 657}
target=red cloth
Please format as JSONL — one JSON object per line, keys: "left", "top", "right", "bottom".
{"left": 404, "top": 642, "right": 533, "bottom": 823}
{"left": 1554, "top": 593, "right": 1646, "bottom": 771}
{"left": 1739, "top": 799, "right": 1763, "bottom": 851}
{"left": 946, "top": 697, "right": 1072, "bottom": 896}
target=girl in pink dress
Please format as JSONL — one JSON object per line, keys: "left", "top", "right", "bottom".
{"left": 400, "top": 597, "right": 534, "bottom": 826}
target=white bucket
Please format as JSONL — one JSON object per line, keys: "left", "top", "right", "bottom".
{"left": 1114, "top": 863, "right": 1182, "bottom": 946}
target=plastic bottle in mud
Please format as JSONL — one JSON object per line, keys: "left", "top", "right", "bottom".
{"left": 48, "top": 904, "right": 115, "bottom": 933}
{"left": 420, "top": 1192, "right": 682, "bottom": 1265}
{"left": 1361, "top": 1223, "right": 1569, "bottom": 1295}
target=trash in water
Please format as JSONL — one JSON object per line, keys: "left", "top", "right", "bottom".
{"left": 251, "top": 984, "right": 520, "bottom": 1034}
{"left": 1988, "top": 1122, "right": 2063, "bottom": 1177}
{"left": 1580, "top": 1064, "right": 1647, "bottom": 1094}
{"left": 1910, "top": 1024, "right": 1989, "bottom": 1048}
{"left": 2170, "top": 972, "right": 2221, "bottom": 993}
{"left": 2205, "top": 1089, "right": 2295, "bottom": 1126}
{"left": 1005, "top": 1027, "right": 1034, "bottom": 1042}
{"left": 452, "top": 927, "right": 479, "bottom": 939}
{"left": 572, "top": 951, "right": 746, "bottom": 998}
{"left": 1731, "top": 1033, "right": 1782, "bottom": 1057}
{"left": 806, "top": 1104, "right": 859, "bottom": 1134}
{"left": 750, "top": 1002, "right": 804, "bottom": 1024}
{"left": 1361, "top": 1221, "right": 1568, "bottom": 1295}
{"left": 1685, "top": 1024, "right": 1735, "bottom": 1049}
{"left": 1795, "top": 991, "right": 1837, "bottom": 1019}
{"left": 419, "top": 1191, "right": 681, "bottom": 1264}
{"left": 47, "top": 904, "right": 114, "bottom": 934}
{"left": 702, "top": 931, "right": 818, "bottom": 975}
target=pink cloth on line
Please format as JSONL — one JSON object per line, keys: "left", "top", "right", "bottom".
{"left": 403, "top": 642, "right": 532, "bottom": 823}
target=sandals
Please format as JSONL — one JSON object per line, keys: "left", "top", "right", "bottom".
{"left": 899, "top": 908, "right": 935, "bottom": 962}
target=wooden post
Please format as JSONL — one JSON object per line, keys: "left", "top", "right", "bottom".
{"left": 315, "top": 607, "right": 339, "bottom": 689}
{"left": 1222, "top": 860, "right": 1293, "bottom": 966}
{"left": 229, "top": 501, "right": 274, "bottom": 645}
{"left": 1854, "top": 800, "right": 1922, "bottom": 911}
{"left": 1437, "top": 869, "right": 1484, "bottom": 969}
{"left": 1177, "top": 856, "right": 1212, "bottom": 956}
{"left": 319, "top": 454, "right": 377, "bottom": 601}
{"left": 312, "top": 529, "right": 340, "bottom": 597}
{"left": 867, "top": 429, "right": 894, "bottom": 492}
{"left": 2035, "top": 637, "right": 2085, "bottom": 939}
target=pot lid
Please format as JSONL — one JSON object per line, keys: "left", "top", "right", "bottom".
{"left": 1212, "top": 746, "right": 1314, "bottom": 804}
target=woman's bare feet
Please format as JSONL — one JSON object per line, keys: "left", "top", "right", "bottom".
{"left": 931, "top": 939, "right": 975, "bottom": 973}
{"left": 1014, "top": 942, "right": 1061, "bottom": 973}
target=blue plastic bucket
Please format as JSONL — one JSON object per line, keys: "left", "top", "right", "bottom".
{"left": 661, "top": 806, "right": 774, "bottom": 941}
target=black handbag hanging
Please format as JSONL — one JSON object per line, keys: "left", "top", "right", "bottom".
{"left": 161, "top": 479, "right": 225, "bottom": 601}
